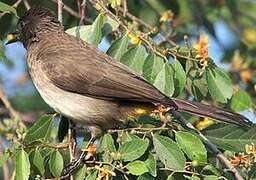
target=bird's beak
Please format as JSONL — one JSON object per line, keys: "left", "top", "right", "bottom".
{"left": 6, "top": 31, "right": 21, "bottom": 45}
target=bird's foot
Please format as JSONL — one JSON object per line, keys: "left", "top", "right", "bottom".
{"left": 62, "top": 138, "right": 97, "bottom": 176}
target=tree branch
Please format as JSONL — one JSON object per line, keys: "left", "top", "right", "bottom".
{"left": 57, "top": 0, "right": 63, "bottom": 25}
{"left": 171, "top": 110, "right": 244, "bottom": 180}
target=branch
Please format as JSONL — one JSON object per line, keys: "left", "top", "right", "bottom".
{"left": 22, "top": 0, "right": 30, "bottom": 10}
{"left": 57, "top": 0, "right": 63, "bottom": 25}
{"left": 171, "top": 111, "right": 244, "bottom": 180}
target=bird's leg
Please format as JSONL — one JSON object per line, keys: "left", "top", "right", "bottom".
{"left": 62, "top": 135, "right": 97, "bottom": 176}
{"left": 68, "top": 120, "right": 77, "bottom": 162}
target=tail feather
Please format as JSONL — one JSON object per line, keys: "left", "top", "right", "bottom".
{"left": 172, "top": 98, "right": 251, "bottom": 126}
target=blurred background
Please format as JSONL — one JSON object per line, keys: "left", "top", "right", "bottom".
{"left": 0, "top": 0, "right": 255, "bottom": 123}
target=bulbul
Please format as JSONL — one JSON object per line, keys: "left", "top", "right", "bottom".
{"left": 7, "top": 7, "right": 250, "bottom": 138}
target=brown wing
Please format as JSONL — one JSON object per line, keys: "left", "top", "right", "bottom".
{"left": 40, "top": 33, "right": 175, "bottom": 105}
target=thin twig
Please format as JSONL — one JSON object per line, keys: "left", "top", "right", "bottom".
{"left": 22, "top": 0, "right": 30, "bottom": 10}
{"left": 0, "top": 85, "right": 20, "bottom": 121}
{"left": 171, "top": 111, "right": 244, "bottom": 180}
{"left": 79, "top": 0, "right": 87, "bottom": 25}
{"left": 57, "top": 0, "right": 63, "bottom": 25}
{"left": 51, "top": 0, "right": 80, "bottom": 18}
{"left": 0, "top": 0, "right": 23, "bottom": 18}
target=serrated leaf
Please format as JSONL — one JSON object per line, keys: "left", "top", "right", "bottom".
{"left": 143, "top": 54, "right": 165, "bottom": 83}
{"left": 153, "top": 134, "right": 185, "bottom": 170}
{"left": 30, "top": 150, "right": 45, "bottom": 175}
{"left": 153, "top": 63, "right": 174, "bottom": 97}
{"left": 24, "top": 115, "right": 53, "bottom": 144}
{"left": 175, "top": 131, "right": 207, "bottom": 164}
{"left": 230, "top": 90, "right": 252, "bottom": 112}
{"left": 107, "top": 33, "right": 129, "bottom": 60}
{"left": 137, "top": 173, "right": 155, "bottom": 180}
{"left": 0, "top": 152, "right": 9, "bottom": 167}
{"left": 126, "top": 160, "right": 148, "bottom": 176}
{"left": 15, "top": 149, "right": 30, "bottom": 180}
{"left": 119, "top": 138, "right": 149, "bottom": 162}
{"left": 120, "top": 44, "right": 146, "bottom": 74}
{"left": 145, "top": 153, "right": 157, "bottom": 177}
{"left": 99, "top": 134, "right": 116, "bottom": 162}
{"left": 49, "top": 150, "right": 63, "bottom": 177}
{"left": 172, "top": 58, "right": 186, "bottom": 96}
{"left": 0, "top": 2, "right": 17, "bottom": 16}
{"left": 58, "top": 116, "right": 69, "bottom": 142}
{"left": 66, "top": 14, "right": 105, "bottom": 45}
{"left": 206, "top": 67, "right": 233, "bottom": 103}
{"left": 74, "top": 165, "right": 87, "bottom": 180}
{"left": 203, "top": 124, "right": 256, "bottom": 152}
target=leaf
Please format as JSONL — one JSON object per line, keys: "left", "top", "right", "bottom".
{"left": 30, "top": 150, "right": 45, "bottom": 175}
{"left": 99, "top": 134, "right": 116, "bottom": 162}
{"left": 172, "top": 58, "right": 186, "bottom": 96}
{"left": 49, "top": 150, "right": 64, "bottom": 177}
{"left": 153, "top": 134, "right": 185, "bottom": 170}
{"left": 66, "top": 14, "right": 105, "bottom": 45}
{"left": 153, "top": 63, "right": 174, "bottom": 97}
{"left": 120, "top": 44, "right": 146, "bottom": 74}
{"left": 230, "top": 90, "right": 252, "bottom": 112}
{"left": 145, "top": 153, "right": 157, "bottom": 177}
{"left": 206, "top": 67, "right": 233, "bottom": 103}
{"left": 175, "top": 131, "right": 207, "bottom": 164}
{"left": 15, "top": 149, "right": 30, "bottom": 180}
{"left": 203, "top": 124, "right": 256, "bottom": 152}
{"left": 58, "top": 116, "right": 69, "bottom": 142}
{"left": 201, "top": 164, "right": 221, "bottom": 176}
{"left": 188, "top": 176, "right": 200, "bottom": 180}
{"left": 74, "top": 165, "right": 87, "bottom": 180}
{"left": 102, "top": 16, "right": 119, "bottom": 36}
{"left": 143, "top": 54, "right": 165, "bottom": 83}
{"left": 126, "top": 160, "right": 148, "bottom": 176}
{"left": 107, "top": 33, "right": 129, "bottom": 60}
{"left": 186, "top": 60, "right": 208, "bottom": 101}
{"left": 0, "top": 2, "right": 17, "bottom": 16}
{"left": 119, "top": 138, "right": 149, "bottom": 162}
{"left": 86, "top": 170, "right": 98, "bottom": 180}
{"left": 0, "top": 152, "right": 9, "bottom": 167}
{"left": 204, "top": 175, "right": 219, "bottom": 180}
{"left": 137, "top": 173, "right": 155, "bottom": 180}
{"left": 24, "top": 115, "right": 53, "bottom": 144}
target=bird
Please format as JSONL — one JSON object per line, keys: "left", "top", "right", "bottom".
{"left": 7, "top": 7, "right": 251, "bottom": 173}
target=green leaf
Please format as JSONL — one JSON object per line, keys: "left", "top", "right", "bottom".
{"left": 186, "top": 60, "right": 208, "bottom": 101}
{"left": 107, "top": 33, "right": 129, "bottom": 60}
{"left": 119, "top": 138, "right": 149, "bottom": 162}
{"left": 49, "top": 150, "right": 63, "bottom": 177}
{"left": 66, "top": 14, "right": 105, "bottom": 45}
{"left": 145, "top": 153, "right": 157, "bottom": 177}
{"left": 137, "top": 173, "right": 155, "bottom": 180}
{"left": 143, "top": 54, "right": 165, "bottom": 83}
{"left": 126, "top": 160, "right": 148, "bottom": 176}
{"left": 206, "top": 67, "right": 233, "bottom": 103}
{"left": 120, "top": 44, "right": 146, "bottom": 74}
{"left": 230, "top": 90, "right": 252, "bottom": 112}
{"left": 203, "top": 124, "right": 256, "bottom": 152}
{"left": 74, "top": 165, "right": 87, "bottom": 180}
{"left": 58, "top": 116, "right": 69, "bottom": 142}
{"left": 24, "top": 115, "right": 53, "bottom": 144}
{"left": 30, "top": 150, "right": 45, "bottom": 175}
{"left": 0, "top": 152, "right": 9, "bottom": 167}
{"left": 204, "top": 175, "right": 219, "bottom": 180}
{"left": 0, "top": 2, "right": 17, "bottom": 16}
{"left": 86, "top": 170, "right": 98, "bottom": 180}
{"left": 153, "top": 63, "right": 174, "bottom": 97}
{"left": 153, "top": 134, "right": 185, "bottom": 170}
{"left": 15, "top": 149, "right": 30, "bottom": 180}
{"left": 188, "top": 176, "right": 200, "bottom": 180}
{"left": 172, "top": 58, "right": 186, "bottom": 96}
{"left": 201, "top": 164, "right": 221, "bottom": 176}
{"left": 175, "top": 131, "right": 207, "bottom": 164}
{"left": 102, "top": 16, "right": 119, "bottom": 36}
{"left": 99, "top": 134, "right": 116, "bottom": 162}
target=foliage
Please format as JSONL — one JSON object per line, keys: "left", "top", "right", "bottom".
{"left": 0, "top": 0, "right": 255, "bottom": 180}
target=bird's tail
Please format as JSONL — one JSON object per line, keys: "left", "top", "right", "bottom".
{"left": 172, "top": 98, "right": 251, "bottom": 126}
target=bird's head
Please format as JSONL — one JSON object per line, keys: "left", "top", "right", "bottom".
{"left": 6, "top": 7, "right": 62, "bottom": 48}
